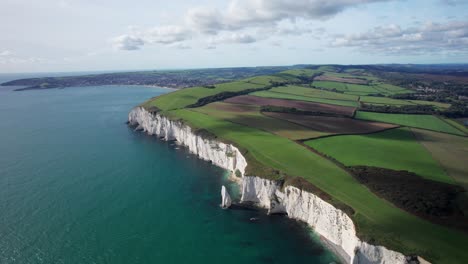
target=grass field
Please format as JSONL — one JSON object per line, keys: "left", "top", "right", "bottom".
{"left": 324, "top": 71, "right": 380, "bottom": 81}
{"left": 251, "top": 90, "right": 359, "bottom": 107}
{"left": 412, "top": 128, "right": 468, "bottom": 189}
{"left": 245, "top": 75, "right": 298, "bottom": 85}
{"left": 313, "top": 81, "right": 386, "bottom": 95}
{"left": 281, "top": 68, "right": 321, "bottom": 77}
{"left": 137, "top": 67, "right": 468, "bottom": 263}
{"left": 443, "top": 118, "right": 468, "bottom": 134}
{"left": 225, "top": 95, "right": 355, "bottom": 116}
{"left": 312, "top": 80, "right": 348, "bottom": 91}
{"left": 143, "top": 80, "right": 266, "bottom": 111}
{"left": 355, "top": 111, "right": 466, "bottom": 136}
{"left": 408, "top": 100, "right": 451, "bottom": 109}
{"left": 271, "top": 85, "right": 359, "bottom": 101}
{"left": 263, "top": 112, "right": 397, "bottom": 135}
{"left": 163, "top": 108, "right": 468, "bottom": 263}
{"left": 374, "top": 83, "right": 413, "bottom": 94}
{"left": 360, "top": 96, "right": 415, "bottom": 106}
{"left": 191, "top": 102, "right": 326, "bottom": 140}
{"left": 313, "top": 80, "right": 413, "bottom": 96}
{"left": 305, "top": 128, "right": 453, "bottom": 184}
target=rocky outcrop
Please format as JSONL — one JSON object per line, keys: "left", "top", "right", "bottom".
{"left": 128, "top": 107, "right": 247, "bottom": 175}
{"left": 128, "top": 107, "right": 422, "bottom": 264}
{"left": 221, "top": 185, "right": 232, "bottom": 209}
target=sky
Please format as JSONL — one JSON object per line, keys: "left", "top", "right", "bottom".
{"left": 0, "top": 0, "right": 467, "bottom": 73}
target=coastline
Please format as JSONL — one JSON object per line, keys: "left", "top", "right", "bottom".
{"left": 128, "top": 106, "right": 427, "bottom": 264}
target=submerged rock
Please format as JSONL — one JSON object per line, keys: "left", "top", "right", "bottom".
{"left": 221, "top": 185, "right": 232, "bottom": 209}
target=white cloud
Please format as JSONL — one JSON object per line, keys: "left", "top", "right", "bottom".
{"left": 112, "top": 26, "right": 191, "bottom": 51}
{"left": 210, "top": 33, "right": 257, "bottom": 44}
{"left": 0, "top": 50, "right": 12, "bottom": 56}
{"left": 186, "top": 8, "right": 224, "bottom": 35}
{"left": 144, "top": 26, "right": 191, "bottom": 44}
{"left": 186, "top": 0, "right": 391, "bottom": 34}
{"left": 112, "top": 35, "right": 145, "bottom": 50}
{"left": 331, "top": 20, "right": 468, "bottom": 55}
{"left": 113, "top": 0, "right": 393, "bottom": 50}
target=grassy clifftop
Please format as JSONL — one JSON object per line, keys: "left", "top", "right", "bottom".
{"left": 139, "top": 67, "right": 468, "bottom": 263}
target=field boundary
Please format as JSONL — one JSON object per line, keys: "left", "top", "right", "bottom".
{"left": 356, "top": 111, "right": 465, "bottom": 136}
{"left": 297, "top": 124, "right": 401, "bottom": 142}
{"left": 436, "top": 116, "right": 467, "bottom": 137}
{"left": 265, "top": 90, "right": 358, "bottom": 103}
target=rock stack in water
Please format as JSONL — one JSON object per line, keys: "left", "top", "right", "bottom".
{"left": 221, "top": 185, "right": 232, "bottom": 209}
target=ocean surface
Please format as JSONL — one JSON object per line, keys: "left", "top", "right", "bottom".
{"left": 0, "top": 75, "right": 338, "bottom": 263}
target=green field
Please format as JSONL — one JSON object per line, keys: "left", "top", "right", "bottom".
{"left": 163, "top": 108, "right": 468, "bottom": 263}
{"left": 355, "top": 111, "right": 466, "bottom": 136}
{"left": 408, "top": 100, "right": 451, "bottom": 109}
{"left": 245, "top": 75, "right": 298, "bottom": 85}
{"left": 324, "top": 71, "right": 380, "bottom": 81}
{"left": 312, "top": 80, "right": 348, "bottom": 91}
{"left": 305, "top": 128, "right": 453, "bottom": 184}
{"left": 143, "top": 81, "right": 266, "bottom": 111}
{"left": 443, "top": 118, "right": 468, "bottom": 134}
{"left": 360, "top": 96, "right": 415, "bottom": 106}
{"left": 280, "top": 68, "right": 321, "bottom": 77}
{"left": 313, "top": 80, "right": 413, "bottom": 96}
{"left": 271, "top": 85, "right": 359, "bottom": 101}
{"left": 192, "top": 102, "right": 326, "bottom": 140}
{"left": 374, "top": 83, "right": 413, "bottom": 94}
{"left": 412, "top": 128, "right": 468, "bottom": 189}
{"left": 313, "top": 81, "right": 385, "bottom": 95}
{"left": 138, "top": 67, "right": 468, "bottom": 263}
{"left": 251, "top": 90, "right": 359, "bottom": 107}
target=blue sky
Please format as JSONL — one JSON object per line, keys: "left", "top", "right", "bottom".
{"left": 0, "top": 0, "right": 467, "bottom": 73}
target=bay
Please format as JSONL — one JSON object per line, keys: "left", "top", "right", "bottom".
{"left": 0, "top": 79, "right": 338, "bottom": 264}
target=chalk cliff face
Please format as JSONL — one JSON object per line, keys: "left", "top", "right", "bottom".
{"left": 128, "top": 107, "right": 247, "bottom": 175}
{"left": 221, "top": 185, "right": 232, "bottom": 209}
{"left": 128, "top": 107, "right": 415, "bottom": 264}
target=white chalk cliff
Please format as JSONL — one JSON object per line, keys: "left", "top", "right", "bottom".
{"left": 128, "top": 107, "right": 421, "bottom": 264}
{"left": 221, "top": 185, "right": 232, "bottom": 209}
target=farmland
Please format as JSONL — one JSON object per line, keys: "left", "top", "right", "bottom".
{"left": 142, "top": 80, "right": 265, "bottom": 111}
{"left": 271, "top": 85, "right": 359, "bottom": 101}
{"left": 360, "top": 96, "right": 415, "bottom": 106}
{"left": 251, "top": 90, "right": 359, "bottom": 107}
{"left": 355, "top": 111, "right": 466, "bottom": 135}
{"left": 412, "top": 128, "right": 468, "bottom": 189}
{"left": 224, "top": 95, "right": 356, "bottom": 116}
{"left": 133, "top": 64, "right": 468, "bottom": 263}
{"left": 264, "top": 112, "right": 397, "bottom": 135}
{"left": 314, "top": 75, "right": 369, "bottom": 84}
{"left": 192, "top": 102, "right": 326, "bottom": 140}
{"left": 164, "top": 108, "right": 468, "bottom": 264}
{"left": 305, "top": 128, "right": 453, "bottom": 184}
{"left": 312, "top": 81, "right": 386, "bottom": 95}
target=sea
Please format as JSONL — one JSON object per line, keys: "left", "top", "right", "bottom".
{"left": 0, "top": 73, "right": 338, "bottom": 264}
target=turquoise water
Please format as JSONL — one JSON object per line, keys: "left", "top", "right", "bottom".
{"left": 0, "top": 82, "right": 338, "bottom": 263}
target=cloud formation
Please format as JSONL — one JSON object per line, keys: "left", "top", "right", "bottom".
{"left": 0, "top": 50, "right": 12, "bottom": 56}
{"left": 113, "top": 0, "right": 391, "bottom": 50}
{"left": 112, "top": 26, "right": 191, "bottom": 50}
{"left": 331, "top": 21, "right": 468, "bottom": 55}
{"left": 209, "top": 33, "right": 257, "bottom": 45}
{"left": 112, "top": 35, "right": 144, "bottom": 50}
{"left": 187, "top": 0, "right": 390, "bottom": 34}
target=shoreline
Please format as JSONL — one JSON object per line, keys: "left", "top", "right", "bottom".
{"left": 128, "top": 106, "right": 425, "bottom": 264}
